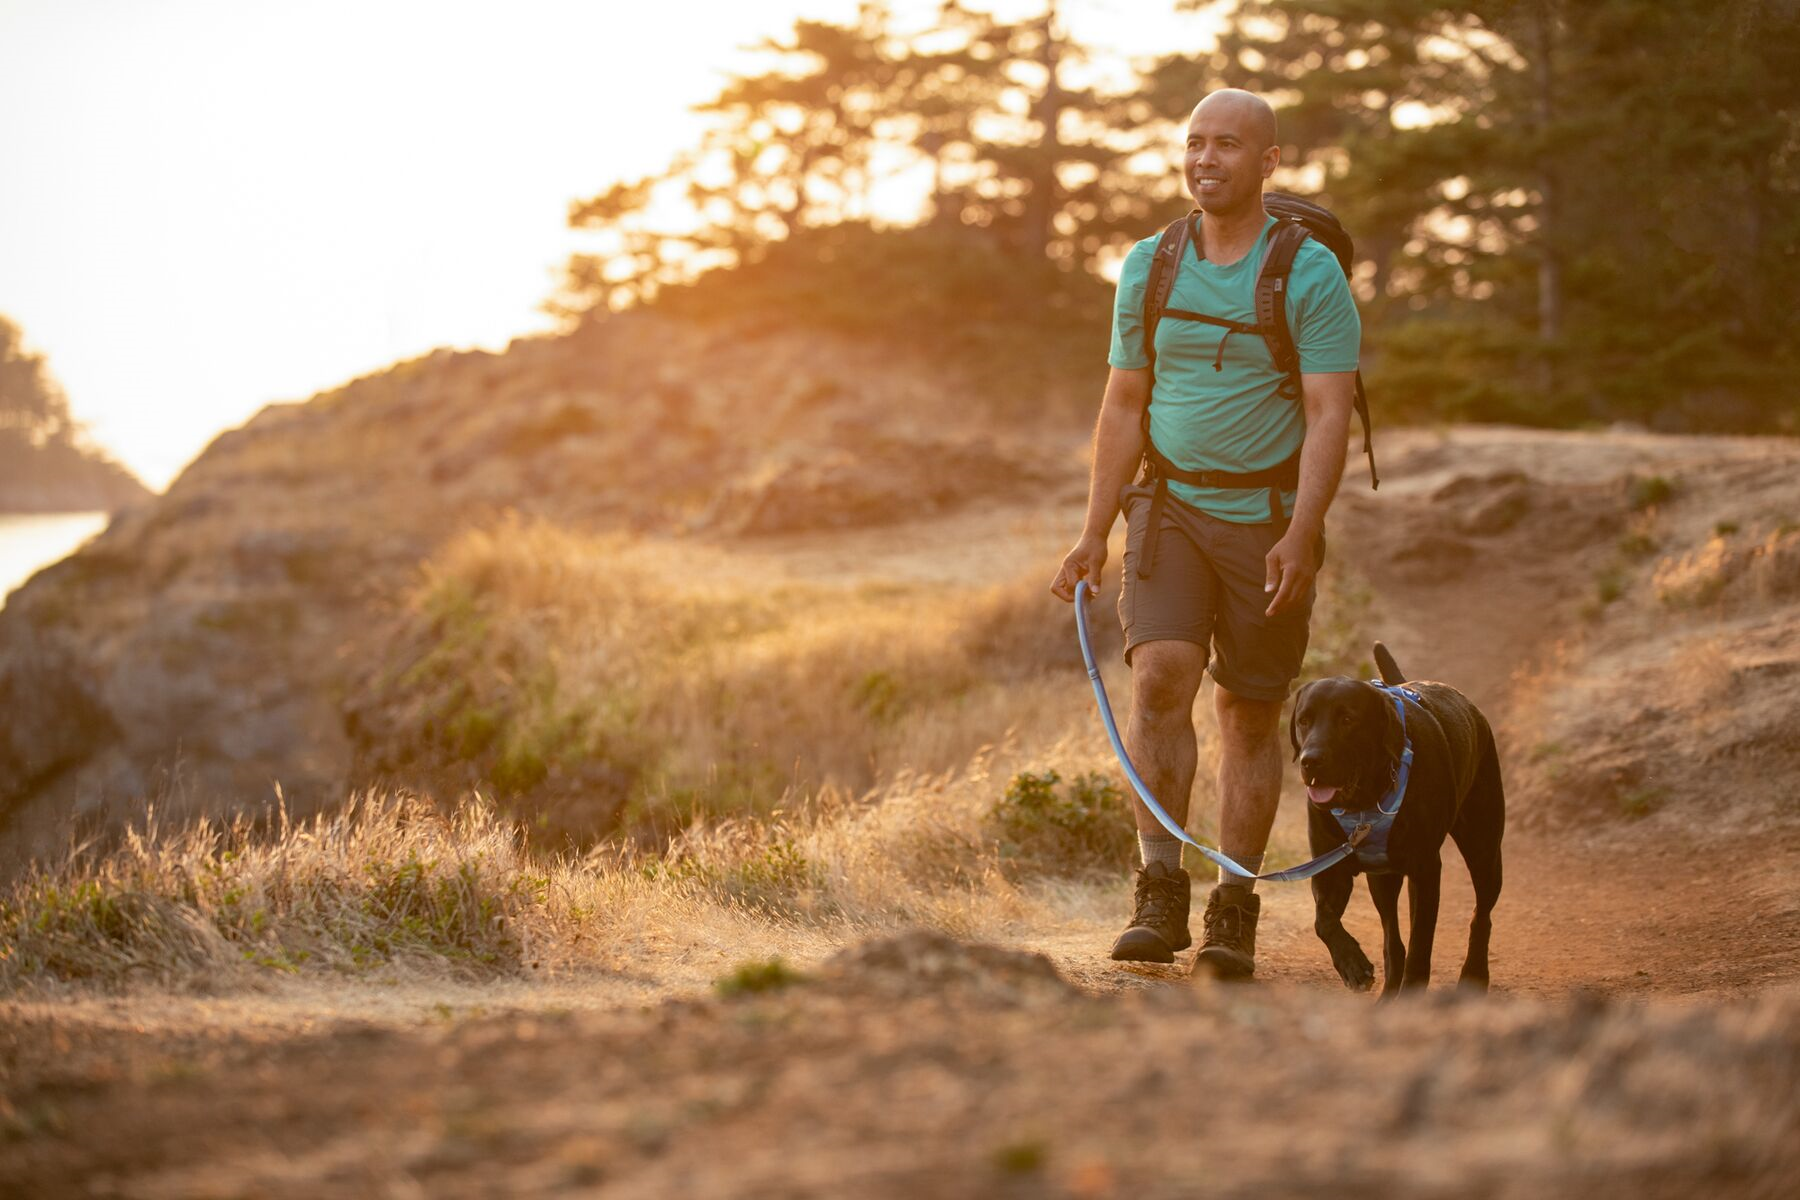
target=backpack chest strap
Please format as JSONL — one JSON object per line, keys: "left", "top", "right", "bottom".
{"left": 1158, "top": 310, "right": 1266, "bottom": 372}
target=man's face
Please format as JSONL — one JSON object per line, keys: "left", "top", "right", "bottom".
{"left": 1183, "top": 104, "right": 1279, "bottom": 214}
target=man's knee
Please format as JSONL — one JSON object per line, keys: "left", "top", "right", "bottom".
{"left": 1130, "top": 641, "right": 1207, "bottom": 718}
{"left": 1214, "top": 685, "right": 1284, "bottom": 749}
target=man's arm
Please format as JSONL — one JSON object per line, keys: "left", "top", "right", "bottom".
{"left": 1049, "top": 366, "right": 1151, "bottom": 602}
{"left": 1263, "top": 370, "right": 1355, "bottom": 617}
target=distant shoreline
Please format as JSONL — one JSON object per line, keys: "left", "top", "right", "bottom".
{"left": 0, "top": 511, "right": 111, "bottom": 607}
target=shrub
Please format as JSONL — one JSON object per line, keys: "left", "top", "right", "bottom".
{"left": 1595, "top": 566, "right": 1626, "bottom": 606}
{"left": 715, "top": 957, "right": 808, "bottom": 996}
{"left": 989, "top": 769, "right": 1136, "bottom": 876}
{"left": 1628, "top": 474, "right": 1675, "bottom": 511}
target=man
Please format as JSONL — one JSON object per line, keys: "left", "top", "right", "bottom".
{"left": 1049, "top": 88, "right": 1360, "bottom": 979}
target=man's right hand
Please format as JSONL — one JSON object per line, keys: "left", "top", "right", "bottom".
{"left": 1050, "top": 533, "right": 1108, "bottom": 602}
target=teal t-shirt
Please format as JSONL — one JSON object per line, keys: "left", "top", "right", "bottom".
{"left": 1108, "top": 214, "right": 1361, "bottom": 522}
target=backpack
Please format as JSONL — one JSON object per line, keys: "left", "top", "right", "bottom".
{"left": 1140, "top": 191, "right": 1379, "bottom": 492}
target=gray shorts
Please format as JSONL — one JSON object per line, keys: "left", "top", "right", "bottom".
{"left": 1117, "top": 483, "right": 1322, "bottom": 702}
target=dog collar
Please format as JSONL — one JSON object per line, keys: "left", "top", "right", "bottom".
{"left": 1328, "top": 684, "right": 1417, "bottom": 869}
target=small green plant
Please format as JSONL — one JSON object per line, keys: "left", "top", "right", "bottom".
{"left": 989, "top": 769, "right": 1135, "bottom": 876}
{"left": 724, "top": 839, "right": 817, "bottom": 912}
{"left": 1617, "top": 532, "right": 1658, "bottom": 560}
{"left": 715, "top": 957, "right": 807, "bottom": 996}
{"left": 1594, "top": 566, "right": 1626, "bottom": 605}
{"left": 1713, "top": 521, "right": 1740, "bottom": 537}
{"left": 992, "top": 1139, "right": 1047, "bottom": 1174}
{"left": 446, "top": 705, "right": 502, "bottom": 757}
{"left": 851, "top": 669, "right": 904, "bottom": 722}
{"left": 1617, "top": 786, "right": 1663, "bottom": 820}
{"left": 240, "top": 947, "right": 308, "bottom": 973}
{"left": 1628, "top": 475, "right": 1675, "bottom": 511}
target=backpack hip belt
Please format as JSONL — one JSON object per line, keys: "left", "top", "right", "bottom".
{"left": 1136, "top": 440, "right": 1301, "bottom": 579}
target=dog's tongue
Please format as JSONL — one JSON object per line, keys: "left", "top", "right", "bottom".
{"left": 1307, "top": 785, "right": 1340, "bottom": 806}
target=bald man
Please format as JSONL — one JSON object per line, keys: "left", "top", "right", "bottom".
{"left": 1050, "top": 89, "right": 1361, "bottom": 978}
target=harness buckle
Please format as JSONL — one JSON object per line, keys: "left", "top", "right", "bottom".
{"left": 1348, "top": 822, "right": 1372, "bottom": 847}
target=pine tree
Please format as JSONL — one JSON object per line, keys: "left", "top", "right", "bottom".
{"left": 1171, "top": 0, "right": 1800, "bottom": 428}
{"left": 0, "top": 315, "right": 74, "bottom": 443}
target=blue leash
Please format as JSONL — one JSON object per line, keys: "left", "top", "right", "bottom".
{"left": 1072, "top": 578, "right": 1399, "bottom": 883}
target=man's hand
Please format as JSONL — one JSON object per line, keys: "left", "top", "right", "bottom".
{"left": 1263, "top": 528, "right": 1318, "bottom": 617}
{"left": 1051, "top": 533, "right": 1108, "bottom": 602}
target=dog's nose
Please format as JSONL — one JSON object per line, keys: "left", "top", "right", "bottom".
{"left": 1298, "top": 750, "right": 1322, "bottom": 777}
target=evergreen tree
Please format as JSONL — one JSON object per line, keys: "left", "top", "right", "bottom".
{"left": 545, "top": 0, "right": 1795, "bottom": 431}
{"left": 1171, "top": 0, "right": 1799, "bottom": 428}
{"left": 547, "top": 2, "right": 1166, "bottom": 319}
{"left": 0, "top": 314, "right": 74, "bottom": 443}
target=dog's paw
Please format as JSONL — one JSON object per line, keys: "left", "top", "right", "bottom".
{"left": 1331, "top": 940, "right": 1374, "bottom": 992}
{"left": 1456, "top": 970, "right": 1490, "bottom": 994}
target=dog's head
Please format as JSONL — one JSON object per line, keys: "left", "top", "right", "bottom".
{"left": 1289, "top": 677, "right": 1405, "bottom": 809}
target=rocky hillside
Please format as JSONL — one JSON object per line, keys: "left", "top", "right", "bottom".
{"left": 0, "top": 310, "right": 1075, "bottom": 875}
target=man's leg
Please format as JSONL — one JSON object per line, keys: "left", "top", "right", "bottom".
{"left": 1110, "top": 639, "right": 1207, "bottom": 963}
{"left": 1190, "top": 512, "right": 1317, "bottom": 979}
{"left": 1191, "top": 686, "right": 1286, "bottom": 980}
{"left": 1124, "top": 639, "right": 1209, "bottom": 836}
{"left": 1212, "top": 685, "right": 1285, "bottom": 889}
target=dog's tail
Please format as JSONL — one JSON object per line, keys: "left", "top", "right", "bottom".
{"left": 1372, "top": 642, "right": 1406, "bottom": 686}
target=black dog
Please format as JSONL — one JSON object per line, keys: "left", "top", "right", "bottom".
{"left": 1289, "top": 643, "right": 1504, "bottom": 997}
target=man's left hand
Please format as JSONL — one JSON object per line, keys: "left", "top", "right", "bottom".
{"left": 1263, "top": 529, "right": 1319, "bottom": 618}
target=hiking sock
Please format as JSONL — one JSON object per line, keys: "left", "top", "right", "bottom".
{"left": 1217, "top": 852, "right": 1265, "bottom": 893}
{"left": 1138, "top": 830, "right": 1183, "bottom": 873}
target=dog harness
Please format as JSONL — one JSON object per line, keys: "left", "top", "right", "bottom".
{"left": 1325, "top": 682, "right": 1419, "bottom": 872}
{"left": 1075, "top": 579, "right": 1406, "bottom": 883}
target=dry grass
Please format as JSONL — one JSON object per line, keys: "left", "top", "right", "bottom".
{"left": 1653, "top": 525, "right": 1800, "bottom": 610}
{"left": 0, "top": 795, "right": 530, "bottom": 988}
{"left": 0, "top": 733, "right": 1134, "bottom": 992}
{"left": 5, "top": 508, "right": 1375, "bottom": 993}
{"left": 362, "top": 512, "right": 1373, "bottom": 846}
{"left": 361, "top": 514, "right": 1101, "bottom": 843}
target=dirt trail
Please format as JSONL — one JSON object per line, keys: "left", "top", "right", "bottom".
{"left": 5, "top": 428, "right": 1799, "bottom": 1197}
{"left": 649, "top": 426, "right": 1800, "bottom": 1002}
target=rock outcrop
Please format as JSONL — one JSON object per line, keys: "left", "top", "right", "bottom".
{"left": 0, "top": 313, "right": 1056, "bottom": 875}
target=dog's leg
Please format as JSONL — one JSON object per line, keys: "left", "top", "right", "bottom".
{"left": 1402, "top": 853, "right": 1442, "bottom": 991}
{"left": 1311, "top": 862, "right": 1372, "bottom": 991}
{"left": 1451, "top": 730, "right": 1506, "bottom": 990}
{"left": 1367, "top": 873, "right": 1406, "bottom": 1000}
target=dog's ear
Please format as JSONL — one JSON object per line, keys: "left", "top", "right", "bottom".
{"left": 1288, "top": 683, "right": 1310, "bottom": 762}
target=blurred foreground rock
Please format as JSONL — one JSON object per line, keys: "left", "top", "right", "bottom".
{"left": 2, "top": 932, "right": 1795, "bottom": 1198}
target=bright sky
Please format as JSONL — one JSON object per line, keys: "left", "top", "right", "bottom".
{"left": 0, "top": 1, "right": 1218, "bottom": 490}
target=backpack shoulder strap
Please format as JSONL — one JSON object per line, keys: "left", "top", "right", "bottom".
{"left": 1141, "top": 215, "right": 1192, "bottom": 373}
{"left": 1255, "top": 220, "right": 1309, "bottom": 394}
{"left": 1256, "top": 220, "right": 1379, "bottom": 490}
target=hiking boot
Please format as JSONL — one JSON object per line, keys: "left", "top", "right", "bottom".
{"left": 1110, "top": 862, "right": 1192, "bottom": 963}
{"left": 1192, "top": 886, "right": 1261, "bottom": 980}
